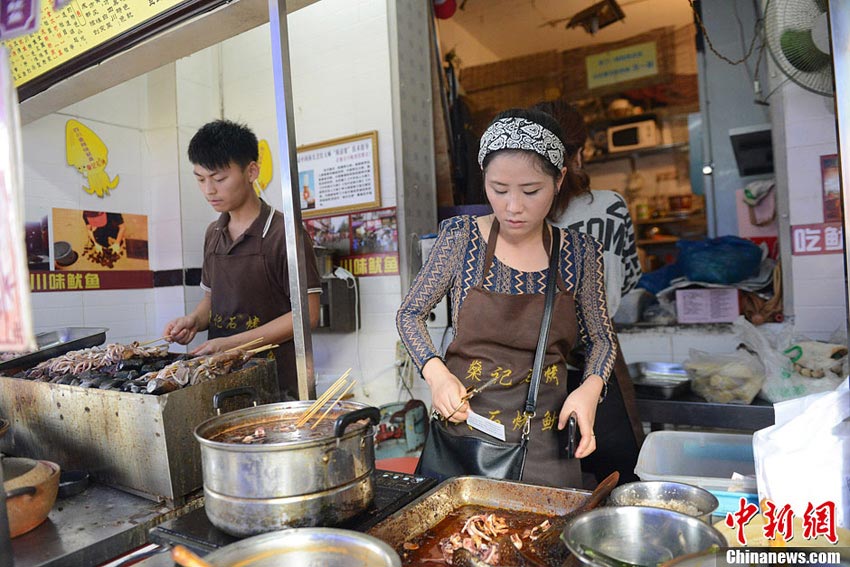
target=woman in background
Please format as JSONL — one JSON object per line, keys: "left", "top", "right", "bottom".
{"left": 533, "top": 99, "right": 644, "bottom": 485}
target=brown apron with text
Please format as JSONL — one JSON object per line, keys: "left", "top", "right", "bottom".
{"left": 442, "top": 220, "right": 582, "bottom": 488}
{"left": 207, "top": 224, "right": 295, "bottom": 399}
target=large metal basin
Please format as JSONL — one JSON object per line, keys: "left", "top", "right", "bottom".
{"left": 194, "top": 400, "right": 380, "bottom": 537}
{"left": 563, "top": 506, "right": 726, "bottom": 567}
{"left": 203, "top": 528, "right": 400, "bottom": 567}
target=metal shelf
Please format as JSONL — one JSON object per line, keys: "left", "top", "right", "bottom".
{"left": 638, "top": 236, "right": 680, "bottom": 245}
{"left": 585, "top": 142, "right": 689, "bottom": 165}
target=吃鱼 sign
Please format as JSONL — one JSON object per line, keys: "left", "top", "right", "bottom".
{"left": 586, "top": 41, "right": 658, "bottom": 90}
{"left": 296, "top": 131, "right": 381, "bottom": 219}
{"left": 790, "top": 222, "right": 844, "bottom": 255}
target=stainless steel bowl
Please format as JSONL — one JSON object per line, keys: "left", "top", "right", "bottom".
{"left": 608, "top": 481, "right": 719, "bottom": 522}
{"left": 563, "top": 506, "right": 726, "bottom": 567}
{"left": 203, "top": 528, "right": 401, "bottom": 567}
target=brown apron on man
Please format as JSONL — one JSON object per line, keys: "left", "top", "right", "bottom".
{"left": 206, "top": 222, "right": 297, "bottom": 399}
{"left": 441, "top": 220, "right": 582, "bottom": 488}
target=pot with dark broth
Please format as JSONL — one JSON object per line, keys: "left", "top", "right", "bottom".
{"left": 195, "top": 398, "right": 381, "bottom": 537}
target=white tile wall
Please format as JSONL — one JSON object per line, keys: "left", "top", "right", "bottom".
{"left": 776, "top": 82, "right": 847, "bottom": 338}
{"left": 618, "top": 325, "right": 740, "bottom": 365}
{"left": 216, "top": 0, "right": 403, "bottom": 405}
{"left": 21, "top": 62, "right": 188, "bottom": 344}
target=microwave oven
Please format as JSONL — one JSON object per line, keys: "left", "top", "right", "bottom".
{"left": 607, "top": 119, "right": 659, "bottom": 152}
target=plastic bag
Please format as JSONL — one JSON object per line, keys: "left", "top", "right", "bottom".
{"left": 677, "top": 236, "right": 762, "bottom": 284}
{"left": 685, "top": 348, "right": 766, "bottom": 404}
{"left": 753, "top": 378, "right": 850, "bottom": 530}
{"left": 733, "top": 317, "right": 846, "bottom": 403}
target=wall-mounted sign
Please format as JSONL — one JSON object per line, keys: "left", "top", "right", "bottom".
{"left": 296, "top": 131, "right": 381, "bottom": 219}
{"left": 586, "top": 40, "right": 658, "bottom": 90}
{"left": 2, "top": 0, "right": 186, "bottom": 88}
{"left": 821, "top": 154, "right": 841, "bottom": 223}
{"left": 66, "top": 119, "right": 119, "bottom": 197}
{"left": 303, "top": 207, "right": 398, "bottom": 278}
{"left": 790, "top": 222, "right": 843, "bottom": 256}
{"left": 29, "top": 269, "right": 153, "bottom": 292}
{"left": 254, "top": 139, "right": 273, "bottom": 196}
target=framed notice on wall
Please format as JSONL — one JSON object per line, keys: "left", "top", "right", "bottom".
{"left": 296, "top": 131, "right": 381, "bottom": 219}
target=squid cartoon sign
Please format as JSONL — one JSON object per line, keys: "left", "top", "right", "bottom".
{"left": 253, "top": 139, "right": 273, "bottom": 196}
{"left": 65, "top": 119, "right": 120, "bottom": 198}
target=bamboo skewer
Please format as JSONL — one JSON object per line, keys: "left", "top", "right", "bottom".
{"left": 295, "top": 369, "right": 351, "bottom": 428}
{"left": 226, "top": 337, "right": 264, "bottom": 353}
{"left": 311, "top": 380, "right": 356, "bottom": 430}
{"left": 295, "top": 372, "right": 349, "bottom": 428}
{"left": 247, "top": 344, "right": 279, "bottom": 355}
{"left": 139, "top": 336, "right": 169, "bottom": 347}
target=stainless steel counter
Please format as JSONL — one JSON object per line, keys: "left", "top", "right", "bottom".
{"left": 637, "top": 393, "right": 775, "bottom": 431}
{"left": 11, "top": 483, "right": 201, "bottom": 567}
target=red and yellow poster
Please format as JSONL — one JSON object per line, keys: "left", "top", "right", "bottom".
{"left": 303, "top": 207, "right": 398, "bottom": 278}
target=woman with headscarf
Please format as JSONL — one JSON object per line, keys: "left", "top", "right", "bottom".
{"left": 397, "top": 108, "right": 617, "bottom": 487}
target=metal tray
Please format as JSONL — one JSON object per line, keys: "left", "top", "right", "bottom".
{"left": 0, "top": 327, "right": 108, "bottom": 373}
{"left": 628, "top": 362, "right": 690, "bottom": 400}
{"left": 368, "top": 476, "right": 588, "bottom": 550}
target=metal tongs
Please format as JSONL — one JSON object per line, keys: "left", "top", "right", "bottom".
{"left": 440, "top": 374, "right": 501, "bottom": 422}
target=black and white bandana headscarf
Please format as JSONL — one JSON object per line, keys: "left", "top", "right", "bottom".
{"left": 478, "top": 117, "right": 566, "bottom": 170}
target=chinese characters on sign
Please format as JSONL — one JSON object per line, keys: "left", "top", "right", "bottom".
{"left": 585, "top": 41, "right": 658, "bottom": 90}
{"left": 725, "top": 497, "right": 838, "bottom": 545}
{"left": 29, "top": 270, "right": 153, "bottom": 292}
{"left": 303, "top": 207, "right": 398, "bottom": 278}
{"left": 1, "top": 0, "right": 185, "bottom": 87}
{"left": 790, "top": 223, "right": 844, "bottom": 256}
{"left": 296, "top": 131, "right": 380, "bottom": 218}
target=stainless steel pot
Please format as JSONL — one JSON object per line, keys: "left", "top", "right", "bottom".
{"left": 194, "top": 392, "right": 381, "bottom": 537}
{"left": 202, "top": 528, "right": 401, "bottom": 567}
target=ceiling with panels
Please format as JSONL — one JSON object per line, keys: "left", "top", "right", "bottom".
{"left": 437, "top": 0, "right": 697, "bottom": 67}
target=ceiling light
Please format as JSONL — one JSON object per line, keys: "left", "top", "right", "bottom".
{"left": 567, "top": 0, "right": 626, "bottom": 35}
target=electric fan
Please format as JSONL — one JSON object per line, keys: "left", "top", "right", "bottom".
{"left": 764, "top": 0, "right": 833, "bottom": 96}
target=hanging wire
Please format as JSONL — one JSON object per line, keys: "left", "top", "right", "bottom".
{"left": 688, "top": 0, "right": 763, "bottom": 66}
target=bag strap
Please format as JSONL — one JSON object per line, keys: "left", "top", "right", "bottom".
{"left": 524, "top": 227, "right": 561, "bottom": 417}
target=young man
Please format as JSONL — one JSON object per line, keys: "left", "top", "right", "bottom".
{"left": 164, "top": 119, "right": 322, "bottom": 399}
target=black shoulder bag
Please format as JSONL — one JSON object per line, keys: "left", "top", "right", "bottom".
{"left": 415, "top": 229, "right": 561, "bottom": 482}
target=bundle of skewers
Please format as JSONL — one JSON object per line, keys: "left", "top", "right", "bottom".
{"left": 239, "top": 370, "right": 356, "bottom": 444}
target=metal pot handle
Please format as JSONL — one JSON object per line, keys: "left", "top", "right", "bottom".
{"left": 333, "top": 407, "right": 381, "bottom": 438}
{"left": 5, "top": 486, "right": 36, "bottom": 500}
{"left": 213, "top": 387, "right": 259, "bottom": 415}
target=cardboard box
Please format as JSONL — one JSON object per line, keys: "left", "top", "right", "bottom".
{"left": 675, "top": 287, "right": 740, "bottom": 324}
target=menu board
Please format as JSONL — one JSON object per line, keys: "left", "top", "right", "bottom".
{"left": 2, "top": 0, "right": 186, "bottom": 87}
